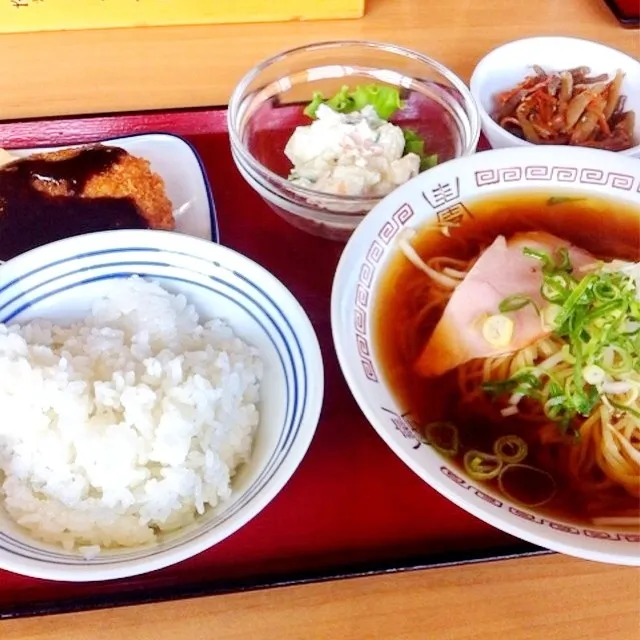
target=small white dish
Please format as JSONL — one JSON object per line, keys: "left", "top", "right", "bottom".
{"left": 469, "top": 36, "right": 640, "bottom": 157}
{"left": 10, "top": 133, "right": 219, "bottom": 242}
{"left": 0, "top": 229, "right": 323, "bottom": 581}
{"left": 332, "top": 145, "right": 640, "bottom": 567}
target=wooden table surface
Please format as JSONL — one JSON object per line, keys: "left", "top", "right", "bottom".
{"left": 3, "top": 555, "right": 639, "bottom": 639}
{"left": 0, "top": 0, "right": 639, "bottom": 637}
{"left": 0, "top": 0, "right": 638, "bottom": 120}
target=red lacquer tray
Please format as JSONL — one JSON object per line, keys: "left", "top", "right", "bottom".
{"left": 0, "top": 108, "right": 547, "bottom": 620}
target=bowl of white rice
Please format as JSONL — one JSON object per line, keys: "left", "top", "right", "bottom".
{"left": 0, "top": 229, "right": 324, "bottom": 581}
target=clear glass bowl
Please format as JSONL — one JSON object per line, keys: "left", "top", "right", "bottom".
{"left": 228, "top": 40, "right": 481, "bottom": 242}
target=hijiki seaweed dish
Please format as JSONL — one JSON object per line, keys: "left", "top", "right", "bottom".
{"left": 491, "top": 66, "right": 636, "bottom": 150}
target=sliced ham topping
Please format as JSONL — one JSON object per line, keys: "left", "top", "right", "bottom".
{"left": 414, "top": 231, "right": 595, "bottom": 378}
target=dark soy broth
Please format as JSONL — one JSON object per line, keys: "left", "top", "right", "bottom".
{"left": 374, "top": 191, "right": 640, "bottom": 524}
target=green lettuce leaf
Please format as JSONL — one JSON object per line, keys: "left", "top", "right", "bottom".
{"left": 402, "top": 128, "right": 438, "bottom": 171}
{"left": 303, "top": 83, "right": 403, "bottom": 120}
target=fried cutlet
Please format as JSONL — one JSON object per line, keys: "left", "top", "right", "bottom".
{"left": 0, "top": 144, "right": 175, "bottom": 260}
{"left": 16, "top": 145, "right": 174, "bottom": 229}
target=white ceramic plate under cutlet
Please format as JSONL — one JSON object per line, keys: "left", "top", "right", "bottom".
{"left": 8, "top": 132, "right": 219, "bottom": 244}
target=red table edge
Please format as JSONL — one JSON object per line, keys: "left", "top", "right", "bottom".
{"left": 2, "top": 544, "right": 549, "bottom": 621}
{"left": 0, "top": 105, "right": 546, "bottom": 622}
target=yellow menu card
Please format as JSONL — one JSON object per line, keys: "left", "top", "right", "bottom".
{"left": 0, "top": 0, "right": 365, "bottom": 33}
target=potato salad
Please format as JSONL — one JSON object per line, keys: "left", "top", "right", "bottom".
{"left": 284, "top": 84, "right": 438, "bottom": 198}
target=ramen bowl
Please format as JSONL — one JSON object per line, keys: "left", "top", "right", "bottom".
{"left": 0, "top": 229, "right": 324, "bottom": 581}
{"left": 228, "top": 40, "right": 480, "bottom": 242}
{"left": 331, "top": 145, "right": 640, "bottom": 566}
{"left": 469, "top": 37, "right": 640, "bottom": 157}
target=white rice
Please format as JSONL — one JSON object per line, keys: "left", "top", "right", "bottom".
{"left": 0, "top": 276, "right": 263, "bottom": 553}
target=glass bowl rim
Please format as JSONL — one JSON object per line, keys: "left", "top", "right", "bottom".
{"left": 228, "top": 39, "right": 482, "bottom": 209}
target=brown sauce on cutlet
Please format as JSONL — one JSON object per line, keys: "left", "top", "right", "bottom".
{"left": 0, "top": 145, "right": 151, "bottom": 260}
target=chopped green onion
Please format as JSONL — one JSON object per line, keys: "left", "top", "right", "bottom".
{"left": 499, "top": 294, "right": 535, "bottom": 313}
{"left": 498, "top": 464, "right": 557, "bottom": 507}
{"left": 544, "top": 395, "right": 569, "bottom": 420}
{"left": 423, "top": 421, "right": 459, "bottom": 456}
{"left": 592, "top": 279, "right": 618, "bottom": 301}
{"left": 463, "top": 450, "right": 503, "bottom": 480}
{"left": 598, "top": 345, "right": 633, "bottom": 376}
{"left": 483, "top": 250, "right": 640, "bottom": 436}
{"left": 523, "top": 246, "right": 573, "bottom": 275}
{"left": 482, "top": 378, "right": 518, "bottom": 395}
{"left": 493, "top": 435, "right": 528, "bottom": 464}
{"left": 555, "top": 247, "right": 572, "bottom": 272}
{"left": 541, "top": 272, "right": 574, "bottom": 304}
{"left": 515, "top": 369, "right": 544, "bottom": 391}
{"left": 522, "top": 247, "right": 553, "bottom": 270}
{"left": 572, "top": 379, "right": 599, "bottom": 416}
{"left": 547, "top": 379, "right": 565, "bottom": 398}
{"left": 582, "top": 364, "right": 606, "bottom": 386}
{"left": 553, "top": 273, "right": 597, "bottom": 329}
{"left": 610, "top": 400, "right": 640, "bottom": 419}
{"left": 483, "top": 368, "right": 543, "bottom": 398}
{"left": 542, "top": 304, "right": 562, "bottom": 329}
{"left": 547, "top": 196, "right": 586, "bottom": 206}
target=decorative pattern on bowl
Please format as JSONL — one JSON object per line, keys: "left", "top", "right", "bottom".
{"left": 332, "top": 145, "right": 640, "bottom": 566}
{"left": 0, "top": 229, "right": 324, "bottom": 581}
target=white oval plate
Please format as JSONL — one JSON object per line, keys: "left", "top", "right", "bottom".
{"left": 8, "top": 132, "right": 219, "bottom": 243}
